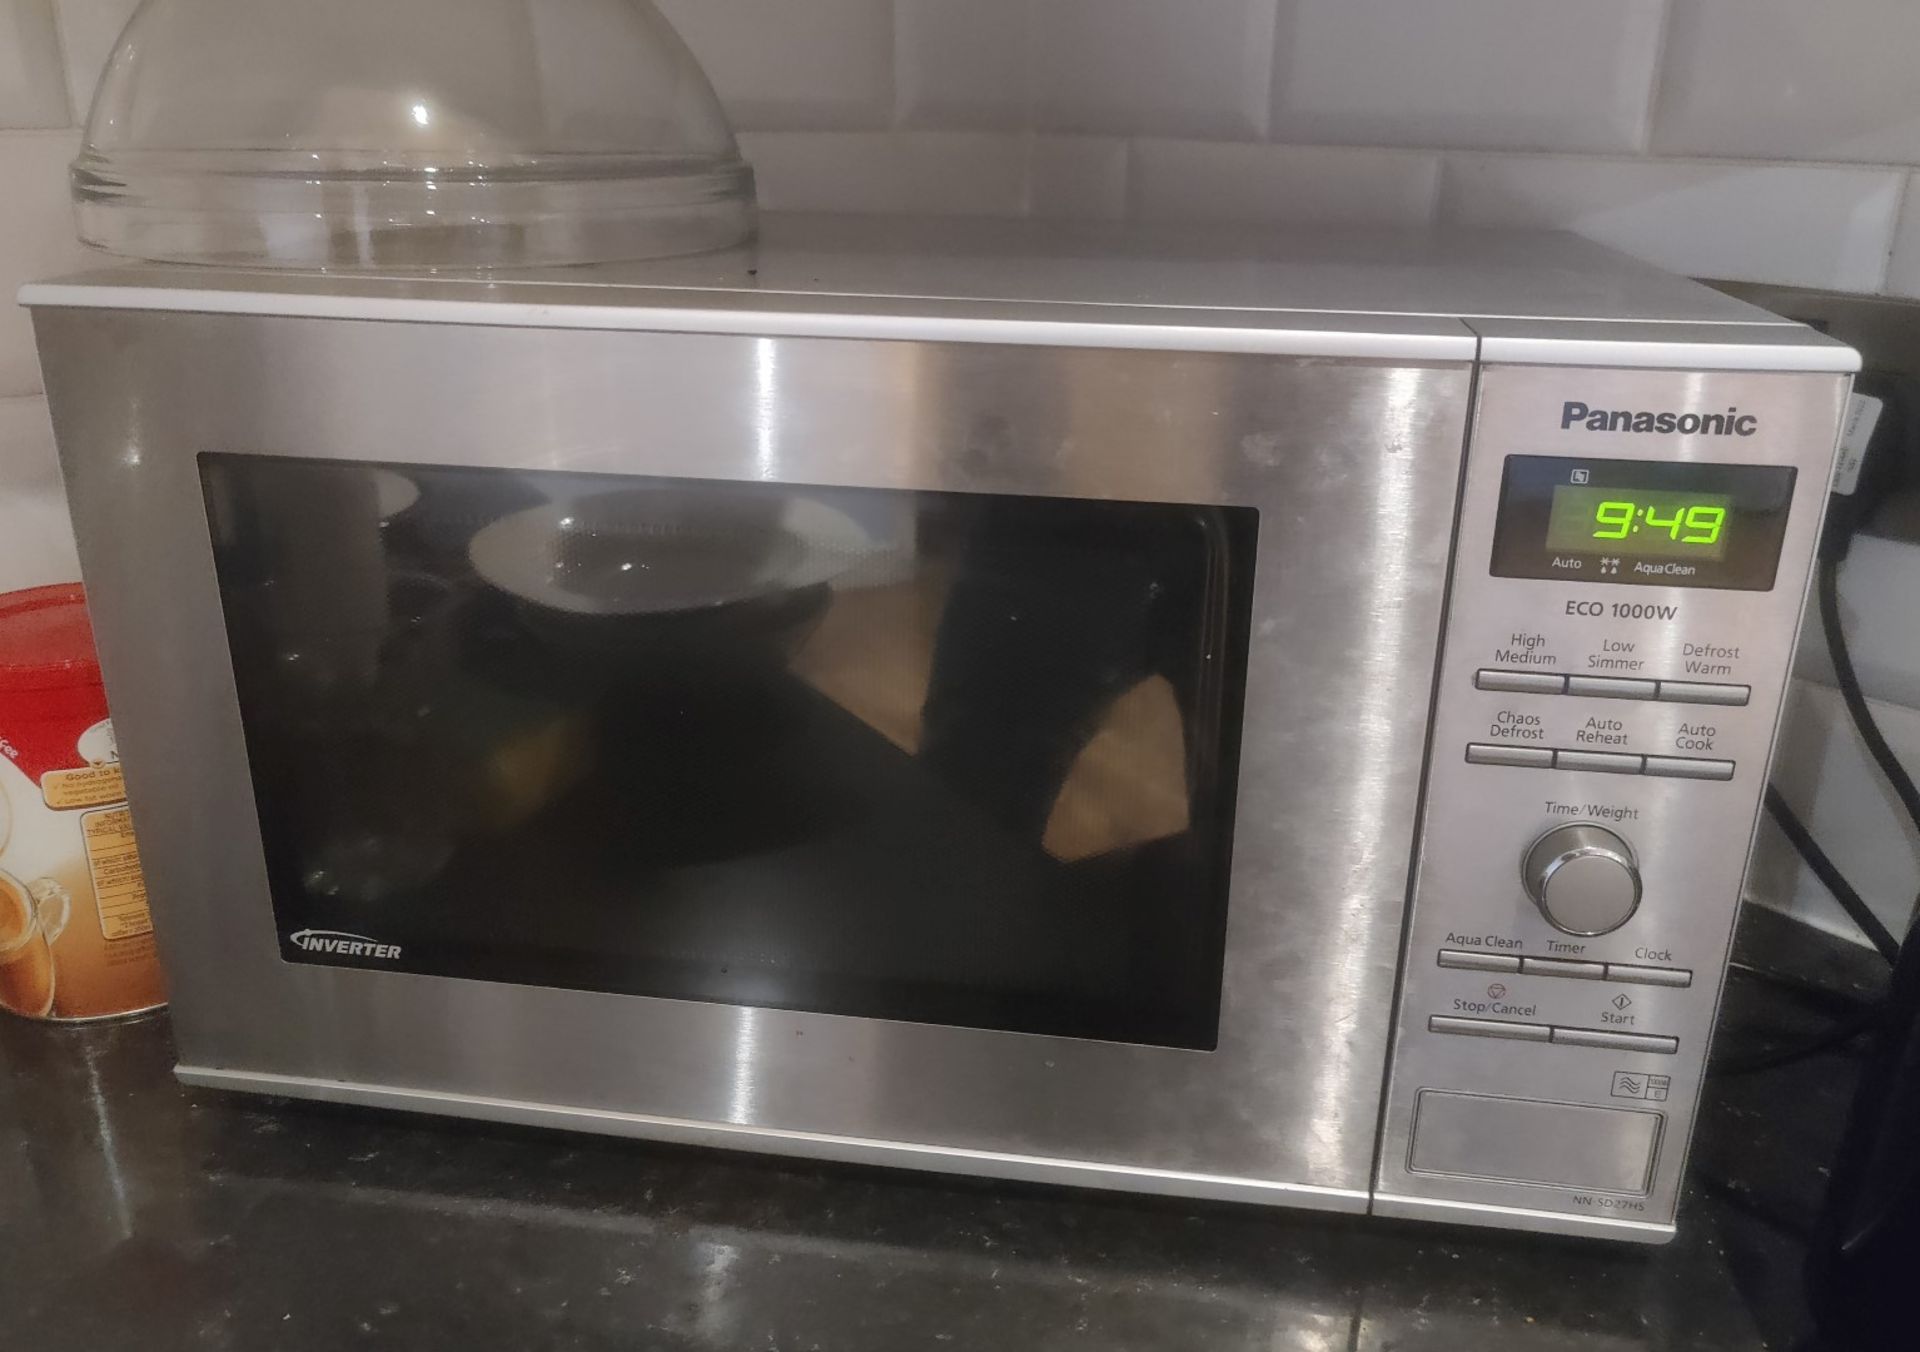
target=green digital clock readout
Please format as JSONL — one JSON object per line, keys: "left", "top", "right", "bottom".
{"left": 1545, "top": 485, "right": 1733, "bottom": 561}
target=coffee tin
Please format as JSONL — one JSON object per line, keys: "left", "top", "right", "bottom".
{"left": 0, "top": 585, "right": 165, "bottom": 1021}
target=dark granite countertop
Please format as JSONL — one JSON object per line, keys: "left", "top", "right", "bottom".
{"left": 0, "top": 908, "right": 1885, "bottom": 1351}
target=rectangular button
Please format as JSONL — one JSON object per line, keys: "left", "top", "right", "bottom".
{"left": 1428, "top": 1015, "right": 1552, "bottom": 1043}
{"left": 1521, "top": 956, "right": 1608, "bottom": 980}
{"left": 1438, "top": 949, "right": 1522, "bottom": 973}
{"left": 1475, "top": 669, "right": 1566, "bottom": 695}
{"left": 1551, "top": 1027, "right": 1679, "bottom": 1054}
{"left": 1606, "top": 963, "right": 1693, "bottom": 988}
{"left": 1657, "top": 680, "right": 1750, "bottom": 707}
{"left": 1466, "top": 743, "right": 1554, "bottom": 769}
{"left": 1566, "top": 676, "right": 1658, "bottom": 700}
{"left": 1642, "top": 755, "right": 1734, "bottom": 781}
{"left": 1553, "top": 749, "right": 1644, "bottom": 774}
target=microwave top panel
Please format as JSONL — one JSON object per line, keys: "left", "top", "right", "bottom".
{"left": 21, "top": 215, "right": 1857, "bottom": 374}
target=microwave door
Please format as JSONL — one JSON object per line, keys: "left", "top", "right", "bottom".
{"left": 201, "top": 456, "right": 1259, "bottom": 1052}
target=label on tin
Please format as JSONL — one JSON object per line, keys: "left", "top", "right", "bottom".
{"left": 42, "top": 763, "right": 128, "bottom": 811}
{"left": 82, "top": 808, "right": 152, "bottom": 942}
{"left": 0, "top": 706, "right": 164, "bottom": 1020}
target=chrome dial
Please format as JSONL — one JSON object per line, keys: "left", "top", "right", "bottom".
{"left": 1523, "top": 823, "right": 1642, "bottom": 936}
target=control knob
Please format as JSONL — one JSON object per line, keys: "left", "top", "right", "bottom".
{"left": 1523, "top": 824, "right": 1642, "bottom": 936}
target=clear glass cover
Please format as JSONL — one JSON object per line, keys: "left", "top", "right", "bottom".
{"left": 74, "top": 0, "right": 756, "bottom": 269}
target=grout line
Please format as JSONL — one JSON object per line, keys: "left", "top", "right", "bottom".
{"left": 1638, "top": 0, "right": 1679, "bottom": 158}
{"left": 1245, "top": 0, "right": 1280, "bottom": 143}
{"left": 43, "top": 0, "right": 78, "bottom": 131}
{"left": 1431, "top": 152, "right": 1462, "bottom": 228}
{"left": 1882, "top": 168, "right": 1916, "bottom": 297}
{"left": 1121, "top": 138, "right": 1143, "bottom": 221}
{"left": 879, "top": 0, "right": 899, "bottom": 133}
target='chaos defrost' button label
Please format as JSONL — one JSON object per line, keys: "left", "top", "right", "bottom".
{"left": 1487, "top": 710, "right": 1547, "bottom": 742}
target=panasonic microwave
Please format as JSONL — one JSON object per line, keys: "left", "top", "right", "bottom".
{"left": 23, "top": 216, "right": 1855, "bottom": 1242}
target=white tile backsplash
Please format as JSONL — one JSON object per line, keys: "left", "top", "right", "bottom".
{"left": 1656, "top": 1, "right": 1920, "bottom": 165}
{"left": 51, "top": 0, "right": 139, "bottom": 124}
{"left": 1028, "top": 136, "right": 1129, "bottom": 220}
{"left": 1887, "top": 175, "right": 1920, "bottom": 300}
{"left": 895, "top": 0, "right": 1028, "bottom": 130}
{"left": 1031, "top": 0, "right": 1277, "bottom": 140}
{"left": 1272, "top": 0, "right": 1667, "bottom": 153}
{"left": 0, "top": 130, "right": 93, "bottom": 399}
{"left": 1441, "top": 154, "right": 1906, "bottom": 292}
{"left": 0, "top": 390, "right": 59, "bottom": 489}
{"left": 740, "top": 131, "right": 1028, "bottom": 216}
{"left": 1132, "top": 140, "right": 1441, "bottom": 227}
{"left": 0, "top": 394, "right": 80, "bottom": 592}
{"left": 0, "top": 0, "right": 1918, "bottom": 337}
{"left": 654, "top": 0, "right": 894, "bottom": 131}
{"left": 0, "top": 0, "right": 68, "bottom": 129}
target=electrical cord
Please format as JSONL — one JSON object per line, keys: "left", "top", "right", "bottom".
{"left": 1710, "top": 962, "right": 1888, "bottom": 1077}
{"left": 1764, "top": 787, "right": 1902, "bottom": 963}
{"left": 1712, "top": 1007, "right": 1883, "bottom": 1076}
{"left": 1727, "top": 959, "right": 1880, "bottom": 1011}
{"left": 1816, "top": 555, "right": 1920, "bottom": 841}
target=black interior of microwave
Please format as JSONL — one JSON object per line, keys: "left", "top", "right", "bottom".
{"left": 198, "top": 453, "right": 1258, "bottom": 1049}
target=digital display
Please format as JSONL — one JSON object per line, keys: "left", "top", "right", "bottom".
{"left": 1490, "top": 456, "right": 1797, "bottom": 591}
{"left": 1545, "top": 486, "right": 1732, "bottom": 561}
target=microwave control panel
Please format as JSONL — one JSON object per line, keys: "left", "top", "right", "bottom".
{"left": 1375, "top": 362, "right": 1852, "bottom": 1241}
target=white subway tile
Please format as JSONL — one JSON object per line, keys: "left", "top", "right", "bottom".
{"left": 0, "top": 130, "right": 93, "bottom": 399}
{"left": 1272, "top": 0, "right": 1665, "bottom": 153}
{"left": 0, "top": 392, "right": 60, "bottom": 490}
{"left": 0, "top": 0, "right": 68, "bottom": 128}
{"left": 1031, "top": 0, "right": 1277, "bottom": 140}
{"left": 739, "top": 131, "right": 1028, "bottom": 216}
{"left": 1656, "top": 1, "right": 1920, "bottom": 163}
{"left": 1441, "top": 154, "right": 1904, "bottom": 292}
{"left": 51, "top": 0, "right": 138, "bottom": 123}
{"left": 1028, "top": 136, "right": 1128, "bottom": 220}
{"left": 895, "top": 0, "right": 1028, "bottom": 129}
{"left": 654, "top": 0, "right": 892, "bottom": 131}
{"left": 1886, "top": 175, "right": 1920, "bottom": 299}
{"left": 1130, "top": 140, "right": 1440, "bottom": 227}
{"left": 0, "top": 486, "right": 82, "bottom": 592}
{"left": 0, "top": 395, "right": 80, "bottom": 592}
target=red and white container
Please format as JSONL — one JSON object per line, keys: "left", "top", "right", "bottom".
{"left": 0, "top": 584, "right": 164, "bottom": 1021}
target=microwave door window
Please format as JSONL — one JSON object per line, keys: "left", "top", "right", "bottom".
{"left": 199, "top": 455, "right": 1258, "bottom": 1050}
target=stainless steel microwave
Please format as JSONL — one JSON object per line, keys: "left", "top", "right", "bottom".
{"left": 23, "top": 216, "right": 1855, "bottom": 1243}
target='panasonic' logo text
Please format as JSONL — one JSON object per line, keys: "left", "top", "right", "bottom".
{"left": 1562, "top": 402, "right": 1757, "bottom": 436}
{"left": 288, "top": 929, "right": 402, "bottom": 960}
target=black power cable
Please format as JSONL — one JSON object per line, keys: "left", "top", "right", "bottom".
{"left": 1816, "top": 555, "right": 1920, "bottom": 841}
{"left": 1765, "top": 787, "right": 1901, "bottom": 963}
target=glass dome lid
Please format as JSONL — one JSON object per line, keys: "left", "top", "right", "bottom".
{"left": 72, "top": 0, "right": 756, "bottom": 269}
